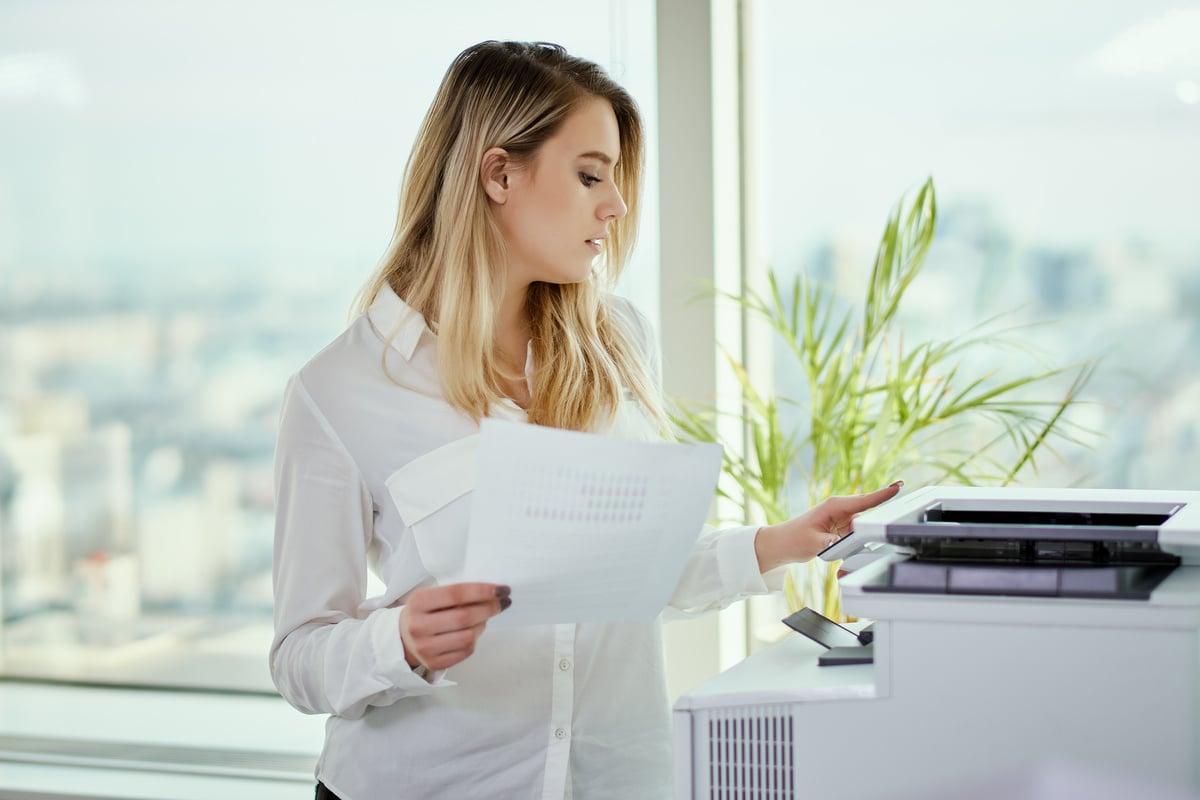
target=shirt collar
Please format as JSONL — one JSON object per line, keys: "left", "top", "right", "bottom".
{"left": 366, "top": 282, "right": 429, "bottom": 362}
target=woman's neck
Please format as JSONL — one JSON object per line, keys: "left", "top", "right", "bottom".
{"left": 496, "top": 281, "right": 532, "bottom": 407}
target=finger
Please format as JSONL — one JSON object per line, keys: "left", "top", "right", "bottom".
{"left": 408, "top": 599, "right": 502, "bottom": 641}
{"left": 423, "top": 621, "right": 487, "bottom": 658}
{"left": 410, "top": 582, "right": 511, "bottom": 613}
{"left": 840, "top": 480, "right": 904, "bottom": 515}
{"left": 412, "top": 619, "right": 495, "bottom": 671}
{"left": 424, "top": 598, "right": 508, "bottom": 634}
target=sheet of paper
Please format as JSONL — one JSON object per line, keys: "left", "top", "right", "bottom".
{"left": 459, "top": 418, "right": 723, "bottom": 627}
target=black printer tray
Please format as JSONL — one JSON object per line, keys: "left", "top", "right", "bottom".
{"left": 861, "top": 562, "right": 1177, "bottom": 600}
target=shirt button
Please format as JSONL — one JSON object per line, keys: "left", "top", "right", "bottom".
{"left": 558, "top": 659, "right": 571, "bottom": 671}
{"left": 555, "top": 728, "right": 567, "bottom": 740}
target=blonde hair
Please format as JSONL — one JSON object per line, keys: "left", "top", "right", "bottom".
{"left": 356, "top": 41, "right": 663, "bottom": 432}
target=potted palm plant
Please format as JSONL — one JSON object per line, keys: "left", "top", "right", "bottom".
{"left": 672, "top": 178, "right": 1097, "bottom": 621}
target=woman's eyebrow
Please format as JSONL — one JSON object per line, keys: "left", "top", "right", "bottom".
{"left": 577, "top": 150, "right": 616, "bottom": 165}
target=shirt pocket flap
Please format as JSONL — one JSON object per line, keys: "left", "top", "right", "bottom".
{"left": 386, "top": 434, "right": 480, "bottom": 527}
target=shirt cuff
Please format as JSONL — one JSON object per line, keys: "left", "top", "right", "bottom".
{"left": 370, "top": 606, "right": 455, "bottom": 692}
{"left": 717, "top": 524, "right": 775, "bottom": 594}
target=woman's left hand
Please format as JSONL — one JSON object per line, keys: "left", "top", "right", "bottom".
{"left": 754, "top": 481, "right": 903, "bottom": 573}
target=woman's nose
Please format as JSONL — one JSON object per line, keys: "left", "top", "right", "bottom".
{"left": 600, "top": 184, "right": 628, "bottom": 221}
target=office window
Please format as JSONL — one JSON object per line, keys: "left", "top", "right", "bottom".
{"left": 750, "top": 0, "right": 1199, "bottom": 494}
{"left": 742, "top": 1, "right": 1199, "bottom": 641}
{"left": 0, "top": 1, "right": 659, "bottom": 691}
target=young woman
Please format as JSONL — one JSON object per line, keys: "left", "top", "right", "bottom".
{"left": 270, "top": 40, "right": 900, "bottom": 800}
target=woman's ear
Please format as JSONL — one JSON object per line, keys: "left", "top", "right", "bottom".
{"left": 480, "top": 147, "right": 511, "bottom": 204}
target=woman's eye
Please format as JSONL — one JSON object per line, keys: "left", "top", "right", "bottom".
{"left": 579, "top": 172, "right": 601, "bottom": 187}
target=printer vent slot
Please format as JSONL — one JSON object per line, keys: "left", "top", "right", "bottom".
{"left": 707, "top": 704, "right": 794, "bottom": 798}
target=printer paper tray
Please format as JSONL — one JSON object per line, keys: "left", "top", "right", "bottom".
{"left": 861, "top": 562, "right": 1176, "bottom": 600}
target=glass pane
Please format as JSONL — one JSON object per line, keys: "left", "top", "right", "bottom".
{"left": 0, "top": 1, "right": 658, "bottom": 691}
{"left": 747, "top": 1, "right": 1200, "bottom": 643}
{"left": 753, "top": 0, "right": 1199, "bottom": 499}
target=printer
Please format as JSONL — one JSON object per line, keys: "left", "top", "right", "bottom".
{"left": 673, "top": 486, "right": 1200, "bottom": 799}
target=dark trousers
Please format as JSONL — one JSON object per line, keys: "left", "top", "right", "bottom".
{"left": 315, "top": 783, "right": 342, "bottom": 800}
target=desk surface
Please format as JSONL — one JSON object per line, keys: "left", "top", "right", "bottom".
{"left": 672, "top": 631, "right": 875, "bottom": 712}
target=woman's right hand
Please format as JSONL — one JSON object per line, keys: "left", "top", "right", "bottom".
{"left": 399, "top": 583, "right": 512, "bottom": 672}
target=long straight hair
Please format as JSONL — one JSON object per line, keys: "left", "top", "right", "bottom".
{"left": 356, "top": 41, "right": 663, "bottom": 432}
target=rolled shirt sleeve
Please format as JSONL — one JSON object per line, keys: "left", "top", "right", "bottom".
{"left": 666, "top": 523, "right": 786, "bottom": 616}
{"left": 269, "top": 375, "right": 442, "bottom": 719}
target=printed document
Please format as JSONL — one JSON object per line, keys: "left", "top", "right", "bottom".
{"left": 459, "top": 419, "right": 723, "bottom": 627}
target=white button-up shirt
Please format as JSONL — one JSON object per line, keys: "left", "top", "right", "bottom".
{"left": 270, "top": 285, "right": 782, "bottom": 800}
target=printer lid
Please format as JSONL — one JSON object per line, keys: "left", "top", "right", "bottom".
{"left": 847, "top": 485, "right": 1200, "bottom": 559}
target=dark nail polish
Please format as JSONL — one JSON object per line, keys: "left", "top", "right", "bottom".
{"left": 499, "top": 596, "right": 512, "bottom": 611}
{"left": 494, "top": 585, "right": 511, "bottom": 599}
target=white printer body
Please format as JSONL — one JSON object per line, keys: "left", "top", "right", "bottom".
{"left": 673, "top": 486, "right": 1200, "bottom": 799}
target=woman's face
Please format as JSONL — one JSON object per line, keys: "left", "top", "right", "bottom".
{"left": 490, "top": 96, "right": 629, "bottom": 287}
